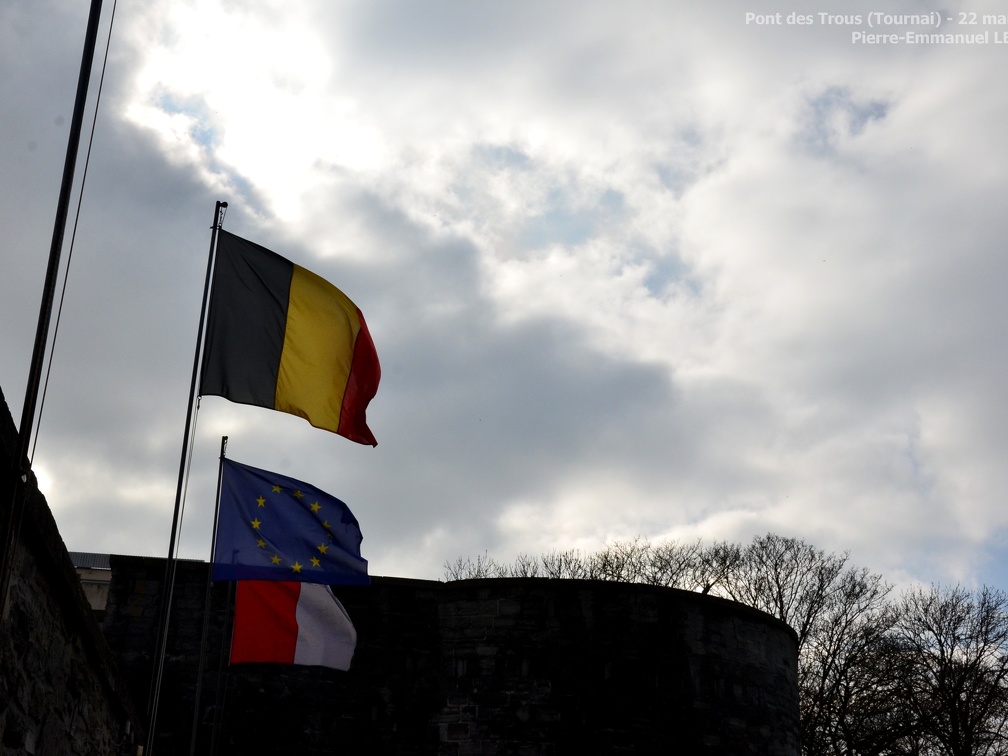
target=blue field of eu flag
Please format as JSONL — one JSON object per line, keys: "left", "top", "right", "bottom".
{"left": 212, "top": 458, "right": 369, "bottom": 585}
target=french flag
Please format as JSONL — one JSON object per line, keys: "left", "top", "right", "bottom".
{"left": 230, "top": 581, "right": 357, "bottom": 671}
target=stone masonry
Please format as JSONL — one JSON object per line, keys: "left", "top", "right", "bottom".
{"left": 103, "top": 556, "right": 800, "bottom": 755}
{"left": 0, "top": 386, "right": 141, "bottom": 755}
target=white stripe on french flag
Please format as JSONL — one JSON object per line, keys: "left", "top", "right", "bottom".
{"left": 230, "top": 580, "right": 357, "bottom": 671}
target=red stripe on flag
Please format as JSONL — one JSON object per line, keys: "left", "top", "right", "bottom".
{"left": 338, "top": 308, "right": 380, "bottom": 446}
{"left": 230, "top": 580, "right": 302, "bottom": 664}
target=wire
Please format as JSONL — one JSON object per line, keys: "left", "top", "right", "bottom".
{"left": 30, "top": 0, "right": 119, "bottom": 463}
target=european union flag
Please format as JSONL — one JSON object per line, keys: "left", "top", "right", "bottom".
{"left": 212, "top": 459, "right": 369, "bottom": 585}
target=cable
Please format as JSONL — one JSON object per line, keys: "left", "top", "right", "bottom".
{"left": 31, "top": 0, "right": 119, "bottom": 463}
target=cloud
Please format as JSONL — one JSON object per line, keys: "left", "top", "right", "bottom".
{"left": 3, "top": 0, "right": 1008, "bottom": 590}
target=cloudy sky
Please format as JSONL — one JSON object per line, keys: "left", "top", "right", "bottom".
{"left": 2, "top": 0, "right": 1007, "bottom": 588}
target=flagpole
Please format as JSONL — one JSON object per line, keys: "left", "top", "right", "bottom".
{"left": 0, "top": 0, "right": 104, "bottom": 619}
{"left": 210, "top": 579, "right": 236, "bottom": 756}
{"left": 207, "top": 436, "right": 228, "bottom": 568}
{"left": 146, "top": 200, "right": 227, "bottom": 756}
{"left": 189, "top": 435, "right": 228, "bottom": 756}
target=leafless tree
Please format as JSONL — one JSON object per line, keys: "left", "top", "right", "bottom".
{"left": 798, "top": 567, "right": 905, "bottom": 755}
{"left": 894, "top": 585, "right": 1008, "bottom": 756}
{"left": 724, "top": 533, "right": 848, "bottom": 650}
{"left": 639, "top": 538, "right": 701, "bottom": 587}
{"left": 587, "top": 537, "right": 650, "bottom": 582}
{"left": 443, "top": 552, "right": 507, "bottom": 580}
{"left": 683, "top": 539, "right": 744, "bottom": 596}
{"left": 540, "top": 549, "right": 591, "bottom": 579}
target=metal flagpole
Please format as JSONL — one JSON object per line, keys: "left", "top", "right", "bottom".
{"left": 210, "top": 579, "right": 237, "bottom": 756}
{"left": 0, "top": 0, "right": 104, "bottom": 617}
{"left": 189, "top": 435, "right": 228, "bottom": 756}
{"left": 145, "top": 200, "right": 227, "bottom": 755}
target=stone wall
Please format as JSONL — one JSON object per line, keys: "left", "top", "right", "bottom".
{"left": 436, "top": 580, "right": 799, "bottom": 755}
{"left": 0, "top": 386, "right": 141, "bottom": 755}
{"left": 104, "top": 555, "right": 800, "bottom": 755}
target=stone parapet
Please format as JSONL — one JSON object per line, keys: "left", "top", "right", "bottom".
{"left": 0, "top": 385, "right": 141, "bottom": 755}
{"left": 104, "top": 557, "right": 799, "bottom": 755}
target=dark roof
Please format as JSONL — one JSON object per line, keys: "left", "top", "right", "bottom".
{"left": 68, "top": 552, "right": 111, "bottom": 570}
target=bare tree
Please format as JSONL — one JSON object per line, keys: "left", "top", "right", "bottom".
{"left": 895, "top": 585, "right": 1008, "bottom": 756}
{"left": 684, "top": 539, "right": 744, "bottom": 596}
{"left": 713, "top": 534, "right": 919, "bottom": 755}
{"left": 641, "top": 538, "right": 702, "bottom": 587}
{"left": 508, "top": 552, "right": 542, "bottom": 577}
{"left": 540, "top": 549, "right": 591, "bottom": 579}
{"left": 589, "top": 537, "right": 653, "bottom": 582}
{"left": 798, "top": 567, "right": 906, "bottom": 755}
{"left": 724, "top": 533, "right": 848, "bottom": 650}
{"left": 443, "top": 552, "right": 507, "bottom": 580}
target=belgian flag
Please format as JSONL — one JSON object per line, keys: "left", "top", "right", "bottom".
{"left": 200, "top": 230, "right": 380, "bottom": 445}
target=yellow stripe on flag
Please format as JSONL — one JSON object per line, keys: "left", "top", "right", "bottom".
{"left": 275, "top": 264, "right": 363, "bottom": 433}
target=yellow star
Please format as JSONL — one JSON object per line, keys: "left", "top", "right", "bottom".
{"left": 311, "top": 557, "right": 321, "bottom": 567}
{"left": 291, "top": 561, "right": 303, "bottom": 573}
{"left": 256, "top": 496, "right": 266, "bottom": 508}
{"left": 317, "top": 543, "right": 328, "bottom": 554}
{"left": 272, "top": 485, "right": 282, "bottom": 493}
{"left": 257, "top": 538, "right": 266, "bottom": 548}
{"left": 293, "top": 490, "right": 304, "bottom": 499}
{"left": 322, "top": 520, "right": 331, "bottom": 530}
{"left": 310, "top": 501, "right": 321, "bottom": 513}
{"left": 271, "top": 554, "right": 281, "bottom": 564}
{"left": 251, "top": 518, "right": 262, "bottom": 530}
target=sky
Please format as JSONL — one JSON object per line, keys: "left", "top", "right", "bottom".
{"left": 2, "top": 0, "right": 1007, "bottom": 588}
